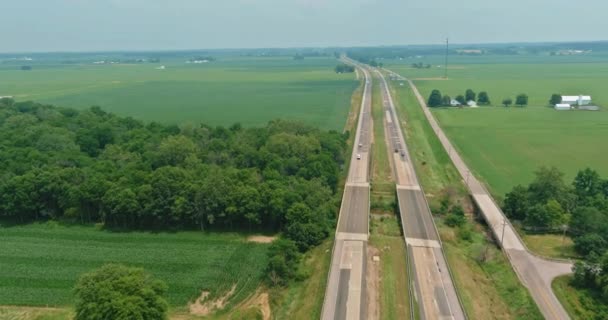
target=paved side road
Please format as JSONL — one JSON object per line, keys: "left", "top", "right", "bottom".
{"left": 388, "top": 69, "right": 573, "bottom": 320}
{"left": 377, "top": 69, "right": 466, "bottom": 320}
{"left": 321, "top": 59, "right": 372, "bottom": 320}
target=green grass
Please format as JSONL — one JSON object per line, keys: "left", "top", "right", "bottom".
{"left": 431, "top": 107, "right": 608, "bottom": 197}
{"left": 387, "top": 75, "right": 543, "bottom": 319}
{"left": 271, "top": 238, "right": 332, "bottom": 319}
{"left": 370, "top": 73, "right": 395, "bottom": 211}
{"left": 521, "top": 233, "right": 579, "bottom": 260}
{"left": 0, "top": 57, "right": 357, "bottom": 129}
{"left": 0, "top": 222, "right": 268, "bottom": 308}
{"left": 386, "top": 60, "right": 608, "bottom": 197}
{"left": 369, "top": 216, "right": 410, "bottom": 320}
{"left": 553, "top": 275, "right": 608, "bottom": 319}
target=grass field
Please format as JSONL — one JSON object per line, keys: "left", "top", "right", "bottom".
{"left": 386, "top": 57, "right": 608, "bottom": 197}
{"left": 0, "top": 57, "right": 357, "bottom": 129}
{"left": 521, "top": 233, "right": 579, "bottom": 260}
{"left": 389, "top": 78, "right": 543, "bottom": 319}
{"left": 0, "top": 222, "right": 268, "bottom": 308}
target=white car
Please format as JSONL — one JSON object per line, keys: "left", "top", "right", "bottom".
{"left": 356, "top": 154, "right": 361, "bottom": 160}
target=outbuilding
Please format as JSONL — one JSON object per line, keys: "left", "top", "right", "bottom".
{"left": 554, "top": 104, "right": 572, "bottom": 111}
{"left": 561, "top": 95, "right": 592, "bottom": 106}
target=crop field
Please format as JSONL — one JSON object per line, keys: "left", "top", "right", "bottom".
{"left": 0, "top": 57, "right": 357, "bottom": 129}
{"left": 0, "top": 223, "right": 268, "bottom": 308}
{"left": 387, "top": 56, "right": 608, "bottom": 196}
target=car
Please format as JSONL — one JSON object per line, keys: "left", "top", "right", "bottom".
{"left": 394, "top": 148, "right": 399, "bottom": 153}
{"left": 356, "top": 154, "right": 361, "bottom": 160}
{"left": 358, "top": 143, "right": 363, "bottom": 148}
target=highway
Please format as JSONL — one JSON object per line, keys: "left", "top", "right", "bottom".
{"left": 385, "top": 69, "right": 574, "bottom": 320}
{"left": 376, "top": 69, "right": 466, "bottom": 320}
{"left": 321, "top": 58, "right": 372, "bottom": 320}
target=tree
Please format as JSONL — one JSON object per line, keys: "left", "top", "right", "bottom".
{"left": 574, "top": 233, "right": 607, "bottom": 256}
{"left": 478, "top": 91, "right": 491, "bottom": 105}
{"left": 455, "top": 95, "right": 466, "bottom": 105}
{"left": 502, "top": 98, "right": 513, "bottom": 107}
{"left": 549, "top": 94, "right": 562, "bottom": 106}
{"left": 515, "top": 94, "right": 529, "bottom": 107}
{"left": 573, "top": 168, "right": 603, "bottom": 200}
{"left": 441, "top": 95, "right": 451, "bottom": 106}
{"left": 503, "top": 184, "right": 529, "bottom": 221}
{"left": 265, "top": 239, "right": 300, "bottom": 286}
{"left": 528, "top": 167, "right": 568, "bottom": 205}
{"left": 285, "top": 203, "right": 327, "bottom": 251}
{"left": 465, "top": 89, "right": 476, "bottom": 102}
{"left": 74, "top": 264, "right": 168, "bottom": 320}
{"left": 427, "top": 89, "right": 443, "bottom": 107}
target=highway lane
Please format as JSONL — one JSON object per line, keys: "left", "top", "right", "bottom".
{"left": 321, "top": 59, "right": 371, "bottom": 320}
{"left": 376, "top": 69, "right": 466, "bottom": 320}
{"left": 392, "top": 69, "right": 573, "bottom": 320}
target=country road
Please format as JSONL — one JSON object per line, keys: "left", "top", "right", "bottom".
{"left": 321, "top": 58, "right": 371, "bottom": 320}
{"left": 384, "top": 69, "right": 573, "bottom": 320}
{"left": 376, "top": 69, "right": 466, "bottom": 320}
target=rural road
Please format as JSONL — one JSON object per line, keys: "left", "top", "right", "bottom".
{"left": 376, "top": 69, "right": 466, "bottom": 320}
{"left": 321, "top": 58, "right": 372, "bottom": 320}
{"left": 384, "top": 69, "right": 573, "bottom": 320}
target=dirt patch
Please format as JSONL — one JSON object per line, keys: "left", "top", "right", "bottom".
{"left": 239, "top": 290, "right": 271, "bottom": 320}
{"left": 247, "top": 235, "right": 277, "bottom": 243}
{"left": 367, "top": 245, "right": 380, "bottom": 320}
{"left": 188, "top": 284, "right": 236, "bottom": 316}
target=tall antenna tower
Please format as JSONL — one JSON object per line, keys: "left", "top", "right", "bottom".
{"left": 444, "top": 38, "right": 449, "bottom": 79}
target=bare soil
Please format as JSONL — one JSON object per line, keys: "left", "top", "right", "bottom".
{"left": 188, "top": 284, "right": 236, "bottom": 316}
{"left": 247, "top": 235, "right": 276, "bottom": 243}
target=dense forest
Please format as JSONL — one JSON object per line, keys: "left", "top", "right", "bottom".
{"left": 503, "top": 167, "right": 608, "bottom": 312}
{"left": 0, "top": 97, "right": 347, "bottom": 253}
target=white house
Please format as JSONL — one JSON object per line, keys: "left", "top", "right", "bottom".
{"left": 450, "top": 99, "right": 461, "bottom": 107}
{"left": 561, "top": 95, "right": 592, "bottom": 106}
{"left": 467, "top": 100, "right": 478, "bottom": 107}
{"left": 554, "top": 104, "right": 572, "bottom": 111}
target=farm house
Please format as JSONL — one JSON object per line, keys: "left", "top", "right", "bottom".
{"left": 557, "top": 95, "right": 599, "bottom": 110}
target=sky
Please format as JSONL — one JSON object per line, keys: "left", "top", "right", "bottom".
{"left": 1, "top": 0, "right": 607, "bottom": 52}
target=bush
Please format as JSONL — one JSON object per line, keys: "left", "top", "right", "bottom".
{"left": 445, "top": 213, "right": 466, "bottom": 227}
{"left": 457, "top": 225, "right": 473, "bottom": 242}
{"left": 74, "top": 264, "right": 168, "bottom": 320}
{"left": 265, "top": 239, "right": 301, "bottom": 286}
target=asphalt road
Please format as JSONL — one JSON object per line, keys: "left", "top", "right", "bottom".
{"left": 377, "top": 69, "right": 466, "bottom": 320}
{"left": 321, "top": 59, "right": 371, "bottom": 320}
{"left": 395, "top": 70, "right": 574, "bottom": 320}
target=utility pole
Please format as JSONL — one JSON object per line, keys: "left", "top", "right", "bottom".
{"left": 444, "top": 38, "right": 449, "bottom": 79}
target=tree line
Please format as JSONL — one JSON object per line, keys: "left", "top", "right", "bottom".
{"left": 334, "top": 63, "right": 355, "bottom": 73}
{"left": 502, "top": 167, "right": 608, "bottom": 303}
{"left": 427, "top": 88, "right": 491, "bottom": 107}
{"left": 0, "top": 98, "right": 347, "bottom": 255}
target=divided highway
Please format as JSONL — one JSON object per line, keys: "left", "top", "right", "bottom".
{"left": 321, "top": 59, "right": 372, "bottom": 320}
{"left": 385, "top": 69, "right": 573, "bottom": 320}
{"left": 376, "top": 70, "right": 466, "bottom": 320}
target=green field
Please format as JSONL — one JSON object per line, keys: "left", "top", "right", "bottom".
{"left": 0, "top": 222, "right": 268, "bottom": 308}
{"left": 387, "top": 57, "right": 608, "bottom": 196}
{"left": 0, "top": 57, "right": 356, "bottom": 129}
